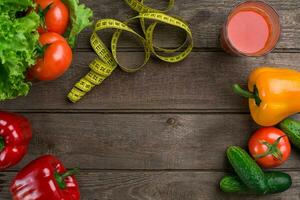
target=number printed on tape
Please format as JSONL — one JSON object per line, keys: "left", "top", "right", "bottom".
{"left": 67, "top": 0, "right": 193, "bottom": 103}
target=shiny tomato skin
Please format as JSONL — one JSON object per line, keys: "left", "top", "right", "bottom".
{"left": 31, "top": 32, "right": 72, "bottom": 81}
{"left": 39, "top": 31, "right": 66, "bottom": 43}
{"left": 36, "top": 0, "right": 69, "bottom": 35}
{"left": 248, "top": 127, "right": 291, "bottom": 168}
{"left": 35, "top": 0, "right": 59, "bottom": 9}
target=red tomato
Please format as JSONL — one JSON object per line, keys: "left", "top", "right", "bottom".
{"left": 29, "top": 32, "right": 72, "bottom": 81}
{"left": 36, "top": 0, "right": 69, "bottom": 35}
{"left": 248, "top": 127, "right": 291, "bottom": 168}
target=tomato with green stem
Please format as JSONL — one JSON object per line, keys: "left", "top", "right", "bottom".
{"left": 29, "top": 32, "right": 72, "bottom": 81}
{"left": 36, "top": 0, "right": 69, "bottom": 35}
{"left": 248, "top": 127, "right": 291, "bottom": 168}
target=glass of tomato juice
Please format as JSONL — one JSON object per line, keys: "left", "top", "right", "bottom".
{"left": 220, "top": 1, "right": 281, "bottom": 57}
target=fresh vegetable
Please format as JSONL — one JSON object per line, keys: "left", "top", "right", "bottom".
{"left": 61, "top": 0, "right": 93, "bottom": 48}
{"left": 36, "top": 0, "right": 93, "bottom": 47}
{"left": 226, "top": 146, "right": 268, "bottom": 194}
{"left": 30, "top": 0, "right": 93, "bottom": 81}
{"left": 10, "top": 155, "right": 80, "bottom": 200}
{"left": 36, "top": 0, "right": 70, "bottom": 35}
{"left": 223, "top": 146, "right": 292, "bottom": 195}
{"left": 0, "top": 0, "right": 33, "bottom": 17}
{"left": 280, "top": 118, "right": 300, "bottom": 149}
{"left": 233, "top": 67, "right": 300, "bottom": 126}
{"left": 29, "top": 32, "right": 73, "bottom": 81}
{"left": 266, "top": 171, "right": 292, "bottom": 195}
{"left": 248, "top": 127, "right": 291, "bottom": 168}
{"left": 0, "top": 0, "right": 92, "bottom": 101}
{"left": 220, "top": 175, "right": 249, "bottom": 194}
{"left": 0, "top": 0, "right": 40, "bottom": 100}
{"left": 220, "top": 171, "right": 292, "bottom": 194}
{"left": 0, "top": 112, "right": 32, "bottom": 170}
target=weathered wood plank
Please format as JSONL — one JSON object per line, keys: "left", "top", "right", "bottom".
{"left": 75, "top": 0, "right": 300, "bottom": 50}
{"left": 8, "top": 113, "right": 300, "bottom": 170}
{"left": 2, "top": 51, "right": 300, "bottom": 110}
{"left": 0, "top": 170, "right": 299, "bottom": 200}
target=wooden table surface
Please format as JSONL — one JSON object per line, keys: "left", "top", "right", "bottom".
{"left": 1, "top": 0, "right": 300, "bottom": 199}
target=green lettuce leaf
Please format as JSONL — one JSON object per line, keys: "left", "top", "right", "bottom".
{"left": 62, "top": 0, "right": 93, "bottom": 48}
{"left": 0, "top": 0, "right": 92, "bottom": 100}
{"left": 0, "top": 2, "right": 40, "bottom": 100}
{"left": 0, "top": 0, "right": 33, "bottom": 17}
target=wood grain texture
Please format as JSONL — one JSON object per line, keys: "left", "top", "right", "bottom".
{"left": 6, "top": 113, "right": 300, "bottom": 170}
{"left": 2, "top": 52, "right": 300, "bottom": 110}
{"left": 1, "top": 170, "right": 300, "bottom": 200}
{"left": 1, "top": 1, "right": 300, "bottom": 200}
{"left": 75, "top": 0, "right": 300, "bottom": 50}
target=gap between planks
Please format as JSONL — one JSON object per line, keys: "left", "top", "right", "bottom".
{"left": 6, "top": 109, "right": 250, "bottom": 114}
{"left": 74, "top": 47, "right": 300, "bottom": 53}
{"left": 3, "top": 168, "right": 300, "bottom": 173}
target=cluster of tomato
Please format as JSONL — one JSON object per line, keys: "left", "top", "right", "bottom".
{"left": 248, "top": 127, "right": 290, "bottom": 168}
{"left": 28, "top": 0, "right": 72, "bottom": 81}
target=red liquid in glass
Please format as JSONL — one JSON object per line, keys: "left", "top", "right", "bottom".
{"left": 227, "top": 11, "right": 270, "bottom": 54}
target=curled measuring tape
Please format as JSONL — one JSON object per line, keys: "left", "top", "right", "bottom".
{"left": 67, "top": 0, "right": 193, "bottom": 103}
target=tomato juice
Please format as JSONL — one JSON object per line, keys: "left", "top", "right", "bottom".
{"left": 221, "top": 1, "right": 281, "bottom": 56}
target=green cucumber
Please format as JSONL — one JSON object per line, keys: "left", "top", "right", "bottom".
{"left": 266, "top": 171, "right": 292, "bottom": 193}
{"left": 280, "top": 118, "right": 300, "bottom": 148}
{"left": 220, "top": 175, "right": 249, "bottom": 194}
{"left": 226, "top": 146, "right": 268, "bottom": 194}
{"left": 220, "top": 172, "right": 292, "bottom": 194}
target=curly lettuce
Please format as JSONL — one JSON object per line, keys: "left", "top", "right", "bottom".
{"left": 0, "top": 1, "right": 40, "bottom": 100}
{"left": 0, "top": 0, "right": 33, "bottom": 16}
{"left": 0, "top": 0, "right": 92, "bottom": 100}
{"left": 62, "top": 0, "right": 93, "bottom": 48}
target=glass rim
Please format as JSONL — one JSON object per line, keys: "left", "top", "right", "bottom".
{"left": 222, "top": 0, "right": 281, "bottom": 57}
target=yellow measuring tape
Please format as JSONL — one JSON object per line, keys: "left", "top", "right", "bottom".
{"left": 67, "top": 0, "right": 193, "bottom": 103}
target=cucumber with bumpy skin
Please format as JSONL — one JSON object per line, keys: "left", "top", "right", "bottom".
{"left": 280, "top": 118, "right": 300, "bottom": 148}
{"left": 226, "top": 146, "right": 268, "bottom": 194}
{"left": 220, "top": 175, "right": 249, "bottom": 194}
{"left": 266, "top": 171, "right": 292, "bottom": 194}
{"left": 220, "top": 172, "right": 292, "bottom": 194}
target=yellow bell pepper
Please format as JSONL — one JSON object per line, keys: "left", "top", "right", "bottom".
{"left": 233, "top": 67, "right": 300, "bottom": 126}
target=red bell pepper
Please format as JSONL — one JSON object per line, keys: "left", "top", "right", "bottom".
{"left": 10, "top": 155, "right": 80, "bottom": 200}
{"left": 0, "top": 111, "right": 32, "bottom": 170}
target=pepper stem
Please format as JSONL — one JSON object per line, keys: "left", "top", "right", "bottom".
{"left": 55, "top": 168, "right": 79, "bottom": 189}
{"left": 254, "top": 136, "right": 286, "bottom": 160}
{"left": 232, "top": 84, "right": 261, "bottom": 106}
{"left": 232, "top": 84, "right": 255, "bottom": 98}
{"left": 0, "top": 137, "right": 4, "bottom": 152}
